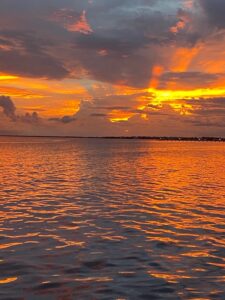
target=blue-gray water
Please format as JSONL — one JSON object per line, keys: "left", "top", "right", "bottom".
{"left": 0, "top": 137, "right": 225, "bottom": 299}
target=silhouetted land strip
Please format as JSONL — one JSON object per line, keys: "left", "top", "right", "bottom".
{"left": 101, "top": 136, "right": 225, "bottom": 142}
{"left": 0, "top": 135, "right": 224, "bottom": 142}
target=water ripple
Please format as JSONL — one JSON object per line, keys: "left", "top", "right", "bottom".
{"left": 0, "top": 137, "right": 224, "bottom": 299}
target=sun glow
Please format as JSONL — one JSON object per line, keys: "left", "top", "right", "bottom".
{"left": 0, "top": 75, "right": 18, "bottom": 80}
{"left": 148, "top": 87, "right": 225, "bottom": 104}
{"left": 109, "top": 110, "right": 135, "bottom": 123}
{"left": 106, "top": 85, "right": 225, "bottom": 122}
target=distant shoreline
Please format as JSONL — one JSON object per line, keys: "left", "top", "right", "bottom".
{"left": 0, "top": 135, "right": 224, "bottom": 142}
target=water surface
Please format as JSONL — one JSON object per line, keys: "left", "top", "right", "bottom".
{"left": 0, "top": 137, "right": 224, "bottom": 299}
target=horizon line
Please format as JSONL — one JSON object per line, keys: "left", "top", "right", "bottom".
{"left": 0, "top": 135, "right": 224, "bottom": 141}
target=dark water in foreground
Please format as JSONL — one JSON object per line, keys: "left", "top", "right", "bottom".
{"left": 0, "top": 137, "right": 225, "bottom": 300}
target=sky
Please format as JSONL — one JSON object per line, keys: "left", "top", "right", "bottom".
{"left": 0, "top": 0, "right": 225, "bottom": 137}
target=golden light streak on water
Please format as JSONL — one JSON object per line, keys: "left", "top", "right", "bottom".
{"left": 0, "top": 277, "right": 18, "bottom": 284}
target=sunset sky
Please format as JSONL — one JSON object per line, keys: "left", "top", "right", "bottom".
{"left": 0, "top": 0, "right": 225, "bottom": 136}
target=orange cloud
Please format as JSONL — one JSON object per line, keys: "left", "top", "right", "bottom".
{"left": 0, "top": 86, "right": 44, "bottom": 99}
{"left": 43, "top": 100, "right": 80, "bottom": 118}
{"left": 170, "top": 103, "right": 193, "bottom": 115}
{"left": 0, "top": 45, "right": 12, "bottom": 51}
{"left": 108, "top": 110, "right": 135, "bottom": 123}
{"left": 170, "top": 46, "right": 201, "bottom": 73}
{"left": 170, "top": 6, "right": 192, "bottom": 34}
{"left": 170, "top": 20, "right": 186, "bottom": 34}
{"left": 67, "top": 10, "right": 93, "bottom": 34}
{"left": 149, "top": 65, "right": 164, "bottom": 89}
{"left": 0, "top": 72, "right": 90, "bottom": 121}
{"left": 193, "top": 40, "right": 225, "bottom": 74}
{"left": 113, "top": 85, "right": 142, "bottom": 96}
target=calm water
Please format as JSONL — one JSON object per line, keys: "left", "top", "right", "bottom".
{"left": 0, "top": 137, "right": 225, "bottom": 300}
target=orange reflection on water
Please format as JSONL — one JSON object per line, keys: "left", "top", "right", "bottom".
{"left": 0, "top": 138, "right": 224, "bottom": 299}
{"left": 0, "top": 277, "right": 18, "bottom": 284}
{"left": 148, "top": 271, "right": 191, "bottom": 283}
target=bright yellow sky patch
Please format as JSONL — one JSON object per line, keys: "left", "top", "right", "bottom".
{"left": 148, "top": 88, "right": 225, "bottom": 105}
{"left": 0, "top": 75, "right": 18, "bottom": 81}
{"left": 109, "top": 110, "right": 135, "bottom": 122}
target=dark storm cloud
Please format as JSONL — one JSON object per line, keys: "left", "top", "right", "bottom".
{"left": 0, "top": 50, "right": 69, "bottom": 79}
{"left": 20, "top": 112, "right": 39, "bottom": 123}
{"left": 0, "top": 30, "right": 51, "bottom": 54}
{"left": 96, "top": 106, "right": 131, "bottom": 111}
{"left": 158, "top": 72, "right": 225, "bottom": 89}
{"left": 176, "top": 97, "right": 225, "bottom": 130}
{"left": 90, "top": 113, "right": 107, "bottom": 117}
{"left": 70, "top": 1, "right": 181, "bottom": 87}
{"left": 0, "top": 0, "right": 87, "bottom": 15}
{"left": 185, "top": 98, "right": 224, "bottom": 114}
{"left": 186, "top": 97, "right": 225, "bottom": 109}
{"left": 72, "top": 12, "right": 172, "bottom": 87}
{"left": 74, "top": 49, "right": 158, "bottom": 87}
{"left": 0, "top": 31, "right": 69, "bottom": 79}
{"left": 0, "top": 95, "right": 40, "bottom": 123}
{"left": 68, "top": 0, "right": 216, "bottom": 87}
{"left": 199, "top": 0, "right": 225, "bottom": 29}
{"left": 75, "top": 33, "right": 148, "bottom": 55}
{"left": 49, "top": 115, "right": 76, "bottom": 124}
{"left": 0, "top": 96, "right": 16, "bottom": 120}
{"left": 0, "top": 0, "right": 192, "bottom": 86}
{"left": 0, "top": 0, "right": 222, "bottom": 87}
{"left": 186, "top": 119, "right": 225, "bottom": 128}
{"left": 92, "top": 92, "right": 149, "bottom": 111}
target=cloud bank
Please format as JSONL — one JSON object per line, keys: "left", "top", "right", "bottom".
{"left": 0, "top": 0, "right": 224, "bottom": 136}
